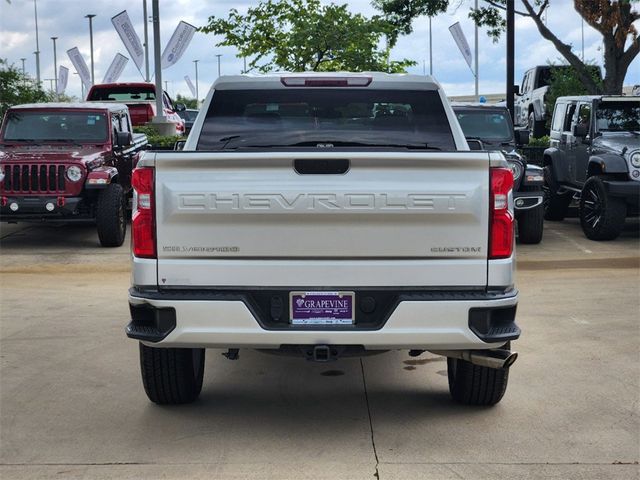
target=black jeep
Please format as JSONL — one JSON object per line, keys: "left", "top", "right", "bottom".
{"left": 543, "top": 96, "right": 640, "bottom": 240}
{"left": 453, "top": 103, "right": 545, "bottom": 244}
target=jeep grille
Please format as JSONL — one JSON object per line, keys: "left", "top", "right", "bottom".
{"left": 2, "top": 164, "right": 66, "bottom": 193}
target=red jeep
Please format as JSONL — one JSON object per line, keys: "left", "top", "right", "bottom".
{"left": 86, "top": 82, "right": 185, "bottom": 136}
{"left": 0, "top": 102, "right": 148, "bottom": 247}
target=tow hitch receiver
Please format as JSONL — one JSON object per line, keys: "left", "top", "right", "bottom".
{"left": 312, "top": 345, "right": 332, "bottom": 362}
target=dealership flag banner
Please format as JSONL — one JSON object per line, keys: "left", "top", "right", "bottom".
{"left": 103, "top": 53, "right": 129, "bottom": 83}
{"left": 161, "top": 21, "right": 196, "bottom": 69}
{"left": 448, "top": 22, "right": 473, "bottom": 69}
{"left": 111, "top": 10, "right": 144, "bottom": 70}
{"left": 67, "top": 47, "right": 92, "bottom": 90}
{"left": 184, "top": 75, "right": 196, "bottom": 97}
{"left": 57, "top": 66, "right": 69, "bottom": 94}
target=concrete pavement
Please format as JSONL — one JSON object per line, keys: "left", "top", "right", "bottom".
{"left": 0, "top": 218, "right": 638, "bottom": 479}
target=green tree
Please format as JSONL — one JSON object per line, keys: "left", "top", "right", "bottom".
{"left": 199, "top": 0, "right": 416, "bottom": 73}
{"left": 374, "top": 0, "right": 640, "bottom": 94}
{"left": 0, "top": 59, "right": 48, "bottom": 117}
{"left": 544, "top": 63, "right": 603, "bottom": 126}
{"left": 175, "top": 94, "right": 198, "bottom": 109}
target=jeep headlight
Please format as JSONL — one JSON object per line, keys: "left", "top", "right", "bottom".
{"left": 66, "top": 166, "right": 83, "bottom": 182}
{"left": 631, "top": 151, "right": 640, "bottom": 168}
{"left": 507, "top": 160, "right": 524, "bottom": 182}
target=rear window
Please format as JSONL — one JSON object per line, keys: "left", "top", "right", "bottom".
{"left": 88, "top": 86, "right": 155, "bottom": 102}
{"left": 455, "top": 109, "right": 513, "bottom": 142}
{"left": 197, "top": 89, "right": 455, "bottom": 151}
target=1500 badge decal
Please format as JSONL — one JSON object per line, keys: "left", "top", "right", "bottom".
{"left": 431, "top": 247, "right": 482, "bottom": 253}
{"left": 162, "top": 246, "right": 240, "bottom": 253}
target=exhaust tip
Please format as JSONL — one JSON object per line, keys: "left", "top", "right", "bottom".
{"left": 503, "top": 351, "right": 518, "bottom": 369}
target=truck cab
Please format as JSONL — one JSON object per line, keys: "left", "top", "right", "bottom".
{"left": 86, "top": 83, "right": 185, "bottom": 136}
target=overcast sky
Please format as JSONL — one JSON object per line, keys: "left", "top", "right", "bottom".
{"left": 1, "top": 0, "right": 639, "bottom": 101}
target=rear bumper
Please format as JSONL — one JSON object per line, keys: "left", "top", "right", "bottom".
{"left": 127, "top": 287, "right": 519, "bottom": 350}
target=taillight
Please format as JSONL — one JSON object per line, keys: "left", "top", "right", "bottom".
{"left": 146, "top": 104, "right": 155, "bottom": 122}
{"left": 131, "top": 167, "right": 156, "bottom": 258}
{"left": 489, "top": 167, "right": 514, "bottom": 259}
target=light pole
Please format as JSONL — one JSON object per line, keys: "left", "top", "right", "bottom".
{"left": 216, "top": 54, "right": 222, "bottom": 77}
{"left": 20, "top": 58, "right": 26, "bottom": 75}
{"left": 429, "top": 16, "right": 433, "bottom": 76}
{"left": 44, "top": 78, "right": 55, "bottom": 93}
{"left": 33, "top": 0, "right": 41, "bottom": 85}
{"left": 51, "top": 36, "right": 58, "bottom": 98}
{"left": 142, "top": 0, "right": 150, "bottom": 82}
{"left": 85, "top": 14, "right": 96, "bottom": 85}
{"left": 193, "top": 59, "right": 199, "bottom": 104}
{"left": 474, "top": 0, "right": 479, "bottom": 100}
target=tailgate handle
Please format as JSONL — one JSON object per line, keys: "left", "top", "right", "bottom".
{"left": 294, "top": 159, "right": 349, "bottom": 175}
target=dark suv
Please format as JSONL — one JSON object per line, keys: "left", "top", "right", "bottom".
{"left": 453, "top": 103, "right": 545, "bottom": 244}
{"left": 543, "top": 95, "right": 640, "bottom": 240}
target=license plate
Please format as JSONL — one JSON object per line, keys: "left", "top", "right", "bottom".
{"left": 289, "top": 291, "right": 355, "bottom": 325}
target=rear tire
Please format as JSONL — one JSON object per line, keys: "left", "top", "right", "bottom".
{"left": 543, "top": 165, "right": 572, "bottom": 221}
{"left": 517, "top": 205, "right": 544, "bottom": 244}
{"left": 96, "top": 183, "right": 126, "bottom": 247}
{"left": 528, "top": 112, "right": 546, "bottom": 138}
{"left": 579, "top": 176, "right": 626, "bottom": 241}
{"left": 447, "top": 353, "right": 510, "bottom": 406}
{"left": 139, "top": 344, "right": 205, "bottom": 405}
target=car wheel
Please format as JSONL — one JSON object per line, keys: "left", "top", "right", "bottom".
{"left": 447, "top": 347, "right": 510, "bottom": 406}
{"left": 579, "top": 176, "right": 626, "bottom": 241}
{"left": 528, "top": 112, "right": 545, "bottom": 138}
{"left": 96, "top": 183, "right": 126, "bottom": 247}
{"left": 543, "top": 166, "right": 572, "bottom": 221}
{"left": 517, "top": 205, "right": 544, "bottom": 244}
{"left": 139, "top": 343, "right": 205, "bottom": 405}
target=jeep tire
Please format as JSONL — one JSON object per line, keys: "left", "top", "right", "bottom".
{"left": 517, "top": 205, "right": 544, "bottom": 244}
{"left": 139, "top": 344, "right": 205, "bottom": 405}
{"left": 543, "top": 165, "right": 572, "bottom": 221}
{"left": 96, "top": 183, "right": 126, "bottom": 247}
{"left": 579, "top": 176, "right": 626, "bottom": 241}
{"left": 447, "top": 351, "right": 510, "bottom": 406}
{"left": 528, "top": 112, "right": 546, "bottom": 139}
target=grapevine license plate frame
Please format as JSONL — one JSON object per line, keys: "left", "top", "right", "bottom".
{"left": 289, "top": 291, "right": 355, "bottom": 325}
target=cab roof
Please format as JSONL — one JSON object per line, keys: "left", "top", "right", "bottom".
{"left": 212, "top": 72, "right": 441, "bottom": 91}
{"left": 9, "top": 102, "right": 129, "bottom": 112}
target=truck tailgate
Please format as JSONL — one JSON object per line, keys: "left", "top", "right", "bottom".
{"left": 153, "top": 151, "right": 490, "bottom": 287}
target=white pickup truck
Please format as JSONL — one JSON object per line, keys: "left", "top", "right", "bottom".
{"left": 127, "top": 73, "right": 520, "bottom": 406}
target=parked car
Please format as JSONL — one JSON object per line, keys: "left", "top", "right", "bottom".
{"left": 177, "top": 108, "right": 199, "bottom": 135}
{"left": 514, "top": 65, "right": 602, "bottom": 138}
{"left": 452, "top": 103, "right": 545, "bottom": 244}
{"left": 543, "top": 95, "right": 639, "bottom": 240}
{"left": 127, "top": 73, "right": 520, "bottom": 406}
{"left": 86, "top": 82, "right": 185, "bottom": 136}
{"left": 0, "top": 102, "right": 148, "bottom": 246}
